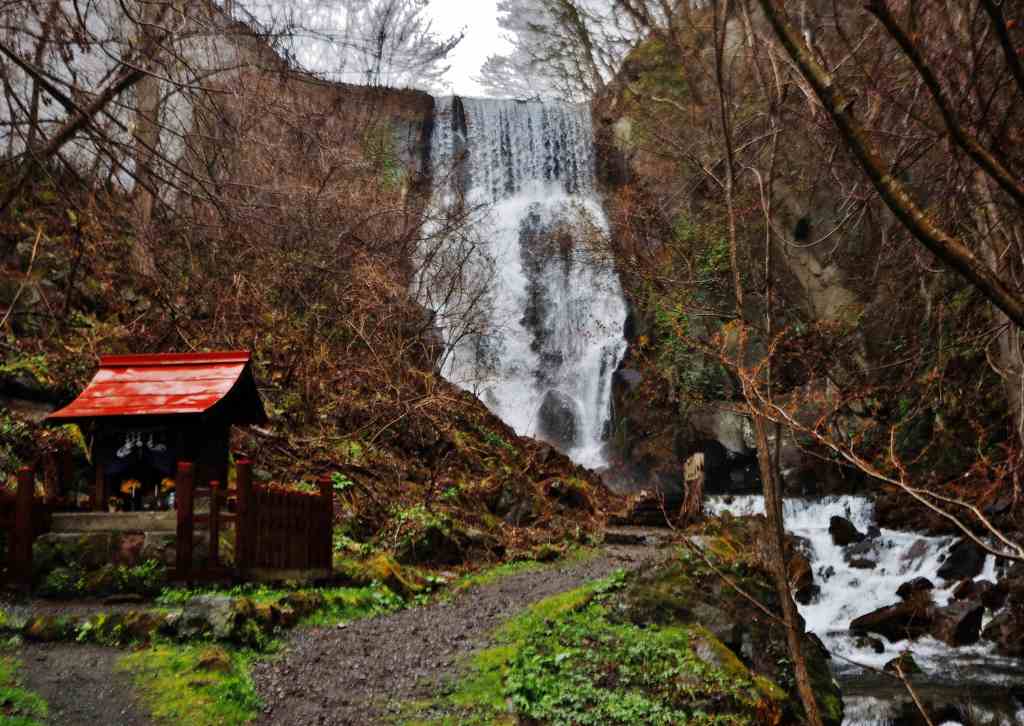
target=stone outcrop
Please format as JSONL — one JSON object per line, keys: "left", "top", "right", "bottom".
{"left": 829, "top": 516, "right": 866, "bottom": 547}
{"left": 929, "top": 600, "right": 984, "bottom": 647}
{"left": 936, "top": 539, "right": 986, "bottom": 582}
{"left": 849, "top": 594, "right": 933, "bottom": 642}
{"left": 537, "top": 390, "right": 580, "bottom": 450}
{"left": 620, "top": 536, "right": 844, "bottom": 725}
{"left": 896, "top": 577, "right": 934, "bottom": 600}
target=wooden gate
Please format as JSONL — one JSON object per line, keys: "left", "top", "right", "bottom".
{"left": 171, "top": 459, "right": 333, "bottom": 582}
{"left": 1, "top": 468, "right": 52, "bottom": 585}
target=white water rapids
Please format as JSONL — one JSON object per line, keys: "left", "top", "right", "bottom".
{"left": 707, "top": 496, "right": 1024, "bottom": 725}
{"left": 424, "top": 97, "right": 627, "bottom": 468}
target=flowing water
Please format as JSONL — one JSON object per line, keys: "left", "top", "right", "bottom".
{"left": 707, "top": 496, "right": 1024, "bottom": 724}
{"left": 419, "top": 96, "right": 1022, "bottom": 721}
{"left": 424, "top": 97, "right": 627, "bottom": 468}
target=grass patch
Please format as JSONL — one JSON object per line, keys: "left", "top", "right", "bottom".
{"left": 156, "top": 581, "right": 402, "bottom": 626}
{"left": 443, "top": 546, "right": 600, "bottom": 601}
{"left": 156, "top": 583, "right": 302, "bottom": 607}
{"left": 0, "top": 655, "right": 48, "bottom": 726}
{"left": 403, "top": 569, "right": 782, "bottom": 726}
{"left": 118, "top": 644, "right": 261, "bottom": 726}
{"left": 299, "top": 585, "right": 403, "bottom": 626}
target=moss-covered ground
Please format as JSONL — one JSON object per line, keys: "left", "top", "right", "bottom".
{"left": 0, "top": 655, "right": 48, "bottom": 726}
{"left": 400, "top": 568, "right": 787, "bottom": 726}
{"left": 118, "top": 644, "right": 261, "bottom": 726}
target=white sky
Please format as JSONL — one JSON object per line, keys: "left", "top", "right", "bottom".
{"left": 425, "top": 0, "right": 511, "bottom": 96}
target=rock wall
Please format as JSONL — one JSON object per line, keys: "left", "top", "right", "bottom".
{"left": 593, "top": 33, "right": 888, "bottom": 498}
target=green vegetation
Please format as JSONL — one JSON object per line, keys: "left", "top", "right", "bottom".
{"left": 37, "top": 560, "right": 166, "bottom": 599}
{"left": 156, "top": 581, "right": 404, "bottom": 628}
{"left": 403, "top": 569, "right": 784, "bottom": 726}
{"left": 118, "top": 644, "right": 261, "bottom": 726}
{"left": 442, "top": 546, "right": 593, "bottom": 597}
{"left": 0, "top": 656, "right": 48, "bottom": 726}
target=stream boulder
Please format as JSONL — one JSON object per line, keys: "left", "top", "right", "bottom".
{"left": 896, "top": 577, "right": 934, "bottom": 600}
{"left": 936, "top": 539, "right": 985, "bottom": 582}
{"left": 536, "top": 390, "right": 579, "bottom": 449}
{"left": 829, "top": 516, "right": 866, "bottom": 546}
{"left": 981, "top": 608, "right": 1024, "bottom": 657}
{"left": 790, "top": 552, "right": 818, "bottom": 605}
{"left": 849, "top": 593, "right": 933, "bottom": 642}
{"left": 952, "top": 579, "right": 995, "bottom": 603}
{"left": 929, "top": 600, "right": 984, "bottom": 646}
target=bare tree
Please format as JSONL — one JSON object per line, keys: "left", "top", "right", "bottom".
{"left": 477, "top": 0, "right": 633, "bottom": 100}
{"left": 249, "top": 0, "right": 463, "bottom": 90}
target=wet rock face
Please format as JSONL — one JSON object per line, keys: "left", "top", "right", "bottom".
{"left": 937, "top": 539, "right": 986, "bottom": 582}
{"left": 981, "top": 608, "right": 1024, "bottom": 657}
{"left": 791, "top": 552, "right": 819, "bottom": 605}
{"left": 953, "top": 579, "right": 995, "bottom": 603}
{"left": 618, "top": 550, "right": 844, "bottom": 726}
{"left": 537, "top": 389, "right": 580, "bottom": 449}
{"left": 929, "top": 600, "right": 984, "bottom": 647}
{"left": 829, "top": 516, "right": 866, "bottom": 547}
{"left": 896, "top": 577, "right": 935, "bottom": 600}
{"left": 849, "top": 593, "right": 933, "bottom": 642}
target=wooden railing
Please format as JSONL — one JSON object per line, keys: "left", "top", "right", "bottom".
{"left": 173, "top": 459, "right": 333, "bottom": 581}
{"left": 0, "top": 468, "right": 52, "bottom": 585}
{"left": 241, "top": 461, "right": 333, "bottom": 573}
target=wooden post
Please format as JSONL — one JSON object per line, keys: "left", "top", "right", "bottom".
{"left": 93, "top": 463, "right": 106, "bottom": 512}
{"left": 58, "top": 442, "right": 72, "bottom": 505}
{"left": 209, "top": 480, "right": 221, "bottom": 570}
{"left": 235, "top": 459, "right": 252, "bottom": 572}
{"left": 14, "top": 467, "right": 34, "bottom": 585}
{"left": 320, "top": 475, "right": 333, "bottom": 571}
{"left": 175, "top": 461, "right": 195, "bottom": 577}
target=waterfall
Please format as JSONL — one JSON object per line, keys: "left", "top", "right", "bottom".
{"left": 423, "top": 96, "right": 628, "bottom": 469}
{"left": 707, "top": 496, "right": 1024, "bottom": 724}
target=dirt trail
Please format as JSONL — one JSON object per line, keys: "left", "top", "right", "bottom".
{"left": 18, "top": 643, "right": 153, "bottom": 726}
{"left": 253, "top": 534, "right": 665, "bottom": 725}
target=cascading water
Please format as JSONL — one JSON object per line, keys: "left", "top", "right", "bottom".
{"left": 707, "top": 496, "right": 1024, "bottom": 724}
{"left": 425, "top": 96, "right": 628, "bottom": 468}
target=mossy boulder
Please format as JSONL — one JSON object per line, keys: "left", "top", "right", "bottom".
{"left": 336, "top": 553, "right": 425, "bottom": 599}
{"left": 395, "top": 520, "right": 466, "bottom": 566}
{"left": 121, "top": 611, "right": 166, "bottom": 640}
{"left": 24, "top": 615, "right": 76, "bottom": 642}
{"left": 279, "top": 591, "right": 325, "bottom": 619}
{"left": 37, "top": 566, "right": 83, "bottom": 598}
{"left": 195, "top": 646, "right": 233, "bottom": 673}
{"left": 616, "top": 525, "right": 844, "bottom": 726}
{"left": 33, "top": 533, "right": 113, "bottom": 574}
{"left": 81, "top": 563, "right": 119, "bottom": 593}
{"left": 178, "top": 594, "right": 236, "bottom": 640}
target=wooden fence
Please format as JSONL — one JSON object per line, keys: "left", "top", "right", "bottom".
{"left": 0, "top": 468, "right": 52, "bottom": 585}
{"left": 173, "top": 459, "right": 333, "bottom": 581}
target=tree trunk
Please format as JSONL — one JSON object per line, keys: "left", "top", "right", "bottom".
{"left": 754, "top": 415, "right": 824, "bottom": 726}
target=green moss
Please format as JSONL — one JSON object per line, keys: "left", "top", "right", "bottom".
{"left": 449, "top": 560, "right": 544, "bottom": 595}
{"left": 0, "top": 655, "right": 48, "bottom": 726}
{"left": 336, "top": 553, "right": 426, "bottom": 599}
{"left": 157, "top": 581, "right": 402, "bottom": 633}
{"left": 118, "top": 644, "right": 261, "bottom": 726}
{"left": 404, "top": 570, "right": 779, "bottom": 726}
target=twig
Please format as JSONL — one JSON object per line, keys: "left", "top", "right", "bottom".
{"left": 0, "top": 227, "right": 43, "bottom": 331}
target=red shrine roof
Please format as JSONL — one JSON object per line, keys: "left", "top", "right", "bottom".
{"left": 46, "top": 351, "right": 267, "bottom": 424}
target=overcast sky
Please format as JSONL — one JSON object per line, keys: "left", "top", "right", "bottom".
{"left": 425, "top": 0, "right": 511, "bottom": 96}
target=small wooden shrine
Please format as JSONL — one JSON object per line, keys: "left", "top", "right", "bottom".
{"left": 45, "top": 351, "right": 267, "bottom": 512}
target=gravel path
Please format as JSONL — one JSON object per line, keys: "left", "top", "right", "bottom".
{"left": 253, "top": 536, "right": 665, "bottom": 725}
{"left": 18, "top": 643, "right": 154, "bottom": 726}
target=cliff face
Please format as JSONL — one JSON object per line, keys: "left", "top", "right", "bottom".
{"left": 589, "top": 31, "right": 952, "bottom": 500}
